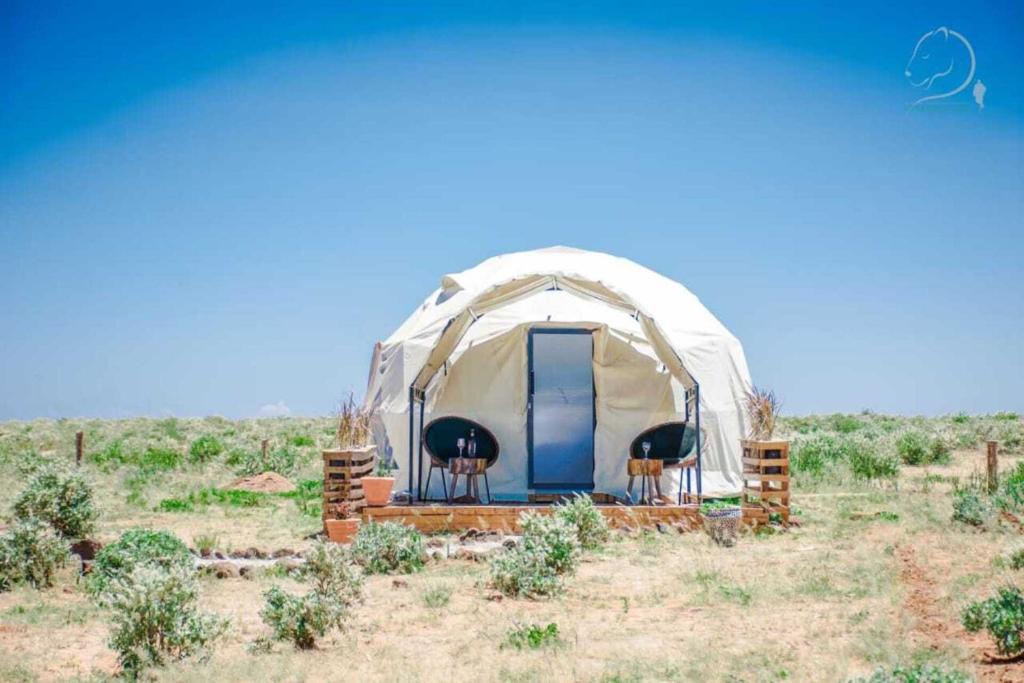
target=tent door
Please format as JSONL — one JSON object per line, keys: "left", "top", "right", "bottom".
{"left": 527, "top": 328, "right": 595, "bottom": 490}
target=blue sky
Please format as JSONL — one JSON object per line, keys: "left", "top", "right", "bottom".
{"left": 1, "top": 1, "right": 1021, "bottom": 419}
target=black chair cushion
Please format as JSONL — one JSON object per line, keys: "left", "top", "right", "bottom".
{"left": 629, "top": 422, "right": 696, "bottom": 466}
{"left": 423, "top": 417, "right": 499, "bottom": 467}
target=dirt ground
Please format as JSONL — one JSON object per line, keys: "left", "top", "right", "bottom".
{"left": 1, "top": 443, "right": 1023, "bottom": 681}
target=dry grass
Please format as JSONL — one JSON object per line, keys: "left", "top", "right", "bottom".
{"left": 0, "top": 415, "right": 1022, "bottom": 681}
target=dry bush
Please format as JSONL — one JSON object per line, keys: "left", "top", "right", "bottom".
{"left": 336, "top": 395, "right": 372, "bottom": 448}
{"left": 745, "top": 386, "right": 781, "bottom": 440}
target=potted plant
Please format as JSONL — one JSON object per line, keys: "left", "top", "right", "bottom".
{"left": 324, "top": 502, "right": 360, "bottom": 543}
{"left": 700, "top": 498, "right": 742, "bottom": 547}
{"left": 362, "top": 456, "right": 396, "bottom": 507}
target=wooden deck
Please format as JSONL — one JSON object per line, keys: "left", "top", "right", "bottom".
{"left": 361, "top": 503, "right": 703, "bottom": 533}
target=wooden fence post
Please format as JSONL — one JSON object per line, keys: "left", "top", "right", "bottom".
{"left": 987, "top": 441, "right": 999, "bottom": 493}
{"left": 75, "top": 431, "right": 84, "bottom": 467}
{"left": 261, "top": 439, "right": 269, "bottom": 460}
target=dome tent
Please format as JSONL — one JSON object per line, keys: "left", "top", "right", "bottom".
{"left": 364, "top": 246, "right": 753, "bottom": 500}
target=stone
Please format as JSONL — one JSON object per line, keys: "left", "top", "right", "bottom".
{"left": 208, "top": 562, "right": 240, "bottom": 579}
{"left": 213, "top": 550, "right": 227, "bottom": 560}
{"left": 454, "top": 548, "right": 477, "bottom": 561}
{"left": 485, "top": 592, "right": 504, "bottom": 602}
{"left": 458, "top": 528, "right": 481, "bottom": 542}
{"left": 271, "top": 548, "right": 294, "bottom": 559}
{"left": 239, "top": 565, "right": 255, "bottom": 579}
{"left": 502, "top": 537, "right": 519, "bottom": 549}
{"left": 275, "top": 558, "right": 304, "bottom": 573}
{"left": 425, "top": 538, "right": 446, "bottom": 548}
{"left": 391, "top": 579, "right": 408, "bottom": 589}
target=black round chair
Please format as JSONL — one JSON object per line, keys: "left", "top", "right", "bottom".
{"left": 422, "top": 416, "right": 500, "bottom": 502}
{"left": 628, "top": 422, "right": 698, "bottom": 503}
{"left": 629, "top": 421, "right": 697, "bottom": 465}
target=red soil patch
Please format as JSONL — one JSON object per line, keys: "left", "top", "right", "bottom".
{"left": 226, "top": 472, "right": 295, "bottom": 493}
{"left": 897, "top": 544, "right": 1024, "bottom": 682}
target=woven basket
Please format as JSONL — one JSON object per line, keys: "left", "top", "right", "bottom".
{"left": 703, "top": 507, "right": 742, "bottom": 547}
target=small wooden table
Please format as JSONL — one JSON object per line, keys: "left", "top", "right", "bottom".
{"left": 447, "top": 457, "right": 491, "bottom": 504}
{"left": 626, "top": 458, "right": 663, "bottom": 505}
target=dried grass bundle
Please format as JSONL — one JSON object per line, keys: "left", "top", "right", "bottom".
{"left": 745, "top": 386, "right": 781, "bottom": 440}
{"left": 337, "top": 395, "right": 372, "bottom": 448}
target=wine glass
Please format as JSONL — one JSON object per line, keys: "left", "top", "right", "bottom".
{"left": 642, "top": 441, "right": 651, "bottom": 460}
{"left": 456, "top": 438, "right": 466, "bottom": 458}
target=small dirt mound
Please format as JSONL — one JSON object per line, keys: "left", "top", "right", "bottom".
{"left": 227, "top": 472, "right": 296, "bottom": 493}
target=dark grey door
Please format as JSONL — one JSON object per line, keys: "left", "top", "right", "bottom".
{"left": 528, "top": 329, "right": 595, "bottom": 489}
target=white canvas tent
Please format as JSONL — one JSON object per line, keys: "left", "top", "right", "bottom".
{"left": 363, "top": 246, "right": 753, "bottom": 500}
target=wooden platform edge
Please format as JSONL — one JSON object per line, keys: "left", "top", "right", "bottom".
{"left": 361, "top": 504, "right": 703, "bottom": 533}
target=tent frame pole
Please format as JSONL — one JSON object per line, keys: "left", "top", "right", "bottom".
{"left": 407, "top": 387, "right": 415, "bottom": 506}
{"left": 694, "top": 383, "right": 703, "bottom": 503}
{"left": 416, "top": 395, "right": 425, "bottom": 501}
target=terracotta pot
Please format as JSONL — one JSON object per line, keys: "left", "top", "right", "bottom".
{"left": 325, "top": 518, "right": 361, "bottom": 544}
{"left": 361, "top": 476, "right": 395, "bottom": 507}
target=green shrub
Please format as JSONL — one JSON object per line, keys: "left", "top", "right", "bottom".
{"left": 157, "top": 498, "right": 194, "bottom": 512}
{"left": 488, "top": 545, "right": 562, "bottom": 598}
{"left": 102, "top": 565, "right": 227, "bottom": 675}
{"left": 260, "top": 540, "right": 362, "bottom": 650}
{"left": 896, "top": 432, "right": 929, "bottom": 465}
{"left": 928, "top": 438, "right": 951, "bottom": 465}
{"left": 300, "top": 540, "right": 364, "bottom": 599}
{"left": 157, "top": 418, "right": 184, "bottom": 441}
{"left": 0, "top": 519, "right": 69, "bottom": 591}
{"left": 90, "top": 441, "right": 131, "bottom": 469}
{"left": 554, "top": 494, "right": 609, "bottom": 550}
{"left": 896, "top": 432, "right": 950, "bottom": 466}
{"left": 962, "top": 585, "right": 1024, "bottom": 656}
{"left": 188, "top": 436, "right": 224, "bottom": 463}
{"left": 848, "top": 663, "right": 971, "bottom": 683}
{"left": 998, "top": 462, "right": 1024, "bottom": 511}
{"left": 791, "top": 435, "right": 871, "bottom": 478}
{"left": 951, "top": 413, "right": 970, "bottom": 425}
{"left": 260, "top": 588, "right": 339, "bottom": 650}
{"left": 89, "top": 528, "right": 192, "bottom": 596}
{"left": 289, "top": 434, "right": 315, "bottom": 447}
{"left": 235, "top": 446, "right": 298, "bottom": 477}
{"left": 157, "top": 487, "right": 267, "bottom": 513}
{"left": 139, "top": 447, "right": 182, "bottom": 471}
{"left": 503, "top": 622, "right": 561, "bottom": 650}
{"left": 848, "top": 442, "right": 900, "bottom": 480}
{"left": 12, "top": 466, "right": 97, "bottom": 538}
{"left": 951, "top": 488, "right": 992, "bottom": 527}
{"left": 1005, "top": 544, "right": 1024, "bottom": 570}
{"left": 422, "top": 584, "right": 453, "bottom": 608}
{"left": 489, "top": 513, "right": 581, "bottom": 598}
{"left": 519, "top": 513, "right": 580, "bottom": 576}
{"left": 351, "top": 522, "right": 426, "bottom": 575}
{"left": 790, "top": 440, "right": 827, "bottom": 477}
{"left": 830, "top": 414, "right": 863, "bottom": 434}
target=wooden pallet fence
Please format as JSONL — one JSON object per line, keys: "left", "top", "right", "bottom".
{"left": 741, "top": 439, "right": 790, "bottom": 524}
{"left": 322, "top": 446, "right": 375, "bottom": 523}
